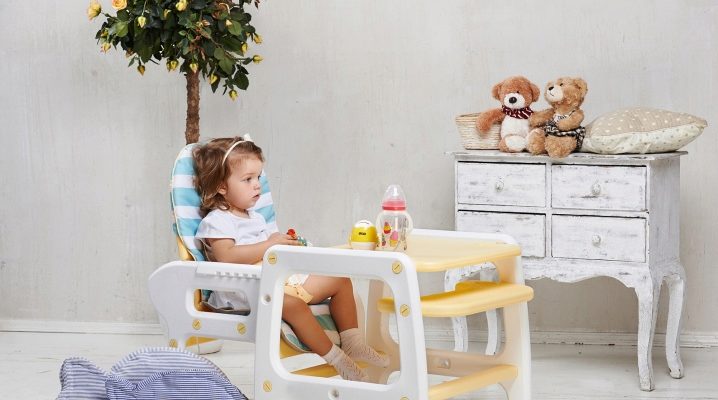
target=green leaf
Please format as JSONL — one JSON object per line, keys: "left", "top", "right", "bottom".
{"left": 235, "top": 71, "right": 249, "bottom": 90}
{"left": 219, "top": 57, "right": 234, "bottom": 75}
{"left": 219, "top": 36, "right": 243, "bottom": 53}
{"left": 227, "top": 21, "right": 243, "bottom": 36}
{"left": 213, "top": 47, "right": 227, "bottom": 60}
{"left": 136, "top": 43, "right": 153, "bottom": 63}
{"left": 110, "top": 21, "right": 129, "bottom": 38}
{"left": 117, "top": 10, "right": 130, "bottom": 21}
{"left": 202, "top": 41, "right": 216, "bottom": 57}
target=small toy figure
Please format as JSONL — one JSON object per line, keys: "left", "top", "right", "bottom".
{"left": 287, "top": 228, "right": 308, "bottom": 246}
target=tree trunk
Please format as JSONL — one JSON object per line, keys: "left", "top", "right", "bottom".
{"left": 185, "top": 71, "right": 200, "bottom": 144}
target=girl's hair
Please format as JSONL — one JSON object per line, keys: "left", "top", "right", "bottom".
{"left": 193, "top": 137, "right": 264, "bottom": 215}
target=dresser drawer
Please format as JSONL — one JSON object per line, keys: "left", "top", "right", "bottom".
{"left": 551, "top": 215, "right": 646, "bottom": 262}
{"left": 457, "top": 163, "right": 546, "bottom": 207}
{"left": 457, "top": 211, "right": 545, "bottom": 257}
{"left": 551, "top": 165, "right": 646, "bottom": 211}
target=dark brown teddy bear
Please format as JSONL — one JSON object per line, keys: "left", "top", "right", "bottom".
{"left": 526, "top": 77, "right": 588, "bottom": 158}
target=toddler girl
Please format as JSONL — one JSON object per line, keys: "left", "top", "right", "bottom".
{"left": 194, "top": 136, "right": 388, "bottom": 382}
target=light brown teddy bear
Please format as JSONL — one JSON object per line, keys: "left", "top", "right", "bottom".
{"left": 526, "top": 77, "right": 588, "bottom": 158}
{"left": 475, "top": 76, "right": 541, "bottom": 153}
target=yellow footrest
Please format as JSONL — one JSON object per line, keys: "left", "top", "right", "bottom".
{"left": 378, "top": 281, "right": 534, "bottom": 317}
{"left": 428, "top": 364, "right": 518, "bottom": 400}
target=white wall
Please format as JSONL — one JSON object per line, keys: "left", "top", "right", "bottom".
{"left": 1, "top": 0, "right": 716, "bottom": 339}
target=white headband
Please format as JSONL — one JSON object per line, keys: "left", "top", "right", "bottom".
{"left": 222, "top": 134, "right": 253, "bottom": 165}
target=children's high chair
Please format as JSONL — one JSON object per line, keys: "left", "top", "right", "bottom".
{"left": 149, "top": 144, "right": 536, "bottom": 399}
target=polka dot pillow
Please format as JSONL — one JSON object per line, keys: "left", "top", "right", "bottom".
{"left": 581, "top": 107, "right": 707, "bottom": 154}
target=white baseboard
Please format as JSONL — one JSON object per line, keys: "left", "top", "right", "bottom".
{"left": 2, "top": 319, "right": 717, "bottom": 348}
{"left": 0, "top": 319, "right": 163, "bottom": 335}
{"left": 423, "top": 328, "right": 718, "bottom": 348}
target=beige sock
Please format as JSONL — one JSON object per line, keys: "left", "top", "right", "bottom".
{"left": 340, "top": 328, "right": 390, "bottom": 367}
{"left": 321, "top": 344, "right": 368, "bottom": 382}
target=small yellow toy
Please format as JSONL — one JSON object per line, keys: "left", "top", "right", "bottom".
{"left": 349, "top": 220, "right": 378, "bottom": 250}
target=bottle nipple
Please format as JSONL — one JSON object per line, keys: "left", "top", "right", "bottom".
{"left": 381, "top": 184, "right": 407, "bottom": 211}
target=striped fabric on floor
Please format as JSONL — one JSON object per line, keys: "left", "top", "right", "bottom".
{"left": 57, "top": 347, "right": 247, "bottom": 400}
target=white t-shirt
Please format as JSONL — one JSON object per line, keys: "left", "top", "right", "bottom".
{"left": 196, "top": 209, "right": 308, "bottom": 287}
{"left": 196, "top": 209, "right": 276, "bottom": 261}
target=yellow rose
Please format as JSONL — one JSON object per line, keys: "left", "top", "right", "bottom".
{"left": 101, "top": 42, "right": 111, "bottom": 53}
{"left": 229, "top": 90, "right": 238, "bottom": 101}
{"left": 111, "top": 0, "right": 127, "bottom": 11}
{"left": 137, "top": 16, "right": 147, "bottom": 28}
{"left": 252, "top": 33, "right": 263, "bottom": 44}
{"left": 210, "top": 74, "right": 219, "bottom": 84}
{"left": 162, "top": 9, "right": 171, "bottom": 19}
{"left": 189, "top": 62, "right": 199, "bottom": 73}
{"left": 86, "top": 0, "right": 101, "bottom": 21}
{"left": 241, "top": 43, "right": 248, "bottom": 55}
{"left": 167, "top": 59, "right": 178, "bottom": 72}
{"left": 137, "top": 65, "right": 146, "bottom": 75}
{"left": 175, "top": 0, "right": 187, "bottom": 11}
{"left": 252, "top": 55, "right": 263, "bottom": 64}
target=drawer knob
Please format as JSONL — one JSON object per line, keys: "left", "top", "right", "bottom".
{"left": 495, "top": 180, "right": 505, "bottom": 191}
{"left": 591, "top": 182, "right": 602, "bottom": 196}
{"left": 592, "top": 235, "right": 602, "bottom": 246}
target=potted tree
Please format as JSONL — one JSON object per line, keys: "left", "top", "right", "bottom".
{"left": 88, "top": 0, "right": 263, "bottom": 144}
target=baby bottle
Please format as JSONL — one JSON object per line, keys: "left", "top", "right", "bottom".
{"left": 376, "top": 184, "right": 413, "bottom": 251}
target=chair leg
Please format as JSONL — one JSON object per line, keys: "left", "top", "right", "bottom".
{"left": 498, "top": 302, "right": 531, "bottom": 400}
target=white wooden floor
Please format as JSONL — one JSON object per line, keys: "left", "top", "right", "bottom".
{"left": 2, "top": 331, "right": 717, "bottom": 399}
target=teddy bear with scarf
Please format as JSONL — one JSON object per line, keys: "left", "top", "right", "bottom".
{"left": 475, "top": 76, "right": 541, "bottom": 153}
{"left": 526, "top": 77, "right": 588, "bottom": 158}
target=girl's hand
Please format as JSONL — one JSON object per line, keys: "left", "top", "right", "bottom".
{"left": 268, "top": 232, "right": 299, "bottom": 246}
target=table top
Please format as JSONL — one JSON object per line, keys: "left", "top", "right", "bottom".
{"left": 450, "top": 150, "right": 686, "bottom": 164}
{"left": 338, "top": 234, "right": 521, "bottom": 272}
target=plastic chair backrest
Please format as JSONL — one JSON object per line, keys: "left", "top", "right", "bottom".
{"left": 170, "top": 143, "right": 277, "bottom": 261}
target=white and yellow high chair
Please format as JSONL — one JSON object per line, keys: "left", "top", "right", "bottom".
{"left": 149, "top": 144, "right": 535, "bottom": 399}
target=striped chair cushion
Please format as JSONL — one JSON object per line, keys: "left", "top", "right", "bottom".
{"left": 58, "top": 348, "right": 246, "bottom": 400}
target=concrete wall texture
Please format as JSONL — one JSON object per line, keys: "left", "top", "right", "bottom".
{"left": 1, "top": 0, "right": 716, "bottom": 338}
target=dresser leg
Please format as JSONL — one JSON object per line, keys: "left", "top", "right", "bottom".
{"left": 444, "top": 265, "right": 501, "bottom": 355}
{"left": 665, "top": 264, "right": 686, "bottom": 379}
{"left": 445, "top": 266, "right": 472, "bottom": 352}
{"left": 636, "top": 276, "right": 661, "bottom": 391}
{"left": 481, "top": 268, "right": 501, "bottom": 356}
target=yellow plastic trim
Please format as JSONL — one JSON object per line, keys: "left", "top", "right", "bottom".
{"left": 176, "top": 236, "right": 194, "bottom": 262}
{"left": 378, "top": 281, "right": 534, "bottom": 317}
{"left": 335, "top": 235, "right": 521, "bottom": 273}
{"left": 428, "top": 365, "right": 517, "bottom": 400}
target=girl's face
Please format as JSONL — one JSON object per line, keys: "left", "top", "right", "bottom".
{"left": 219, "top": 156, "right": 263, "bottom": 215}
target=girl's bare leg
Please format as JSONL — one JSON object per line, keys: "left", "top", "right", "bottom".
{"left": 282, "top": 292, "right": 367, "bottom": 381}
{"left": 282, "top": 294, "right": 333, "bottom": 355}
{"left": 302, "top": 276, "right": 389, "bottom": 367}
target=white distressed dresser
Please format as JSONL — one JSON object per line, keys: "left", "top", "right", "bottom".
{"left": 447, "top": 150, "right": 686, "bottom": 391}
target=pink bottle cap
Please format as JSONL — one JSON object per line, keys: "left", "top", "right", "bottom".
{"left": 381, "top": 184, "right": 407, "bottom": 211}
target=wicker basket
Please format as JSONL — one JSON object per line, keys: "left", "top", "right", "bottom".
{"left": 455, "top": 113, "right": 501, "bottom": 150}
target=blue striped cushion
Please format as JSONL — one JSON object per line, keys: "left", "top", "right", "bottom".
{"left": 58, "top": 348, "right": 246, "bottom": 400}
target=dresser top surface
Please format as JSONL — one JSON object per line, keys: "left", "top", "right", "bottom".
{"left": 451, "top": 150, "right": 686, "bottom": 164}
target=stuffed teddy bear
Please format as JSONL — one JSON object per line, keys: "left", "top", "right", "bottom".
{"left": 475, "top": 76, "right": 541, "bottom": 153}
{"left": 526, "top": 77, "right": 588, "bottom": 158}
